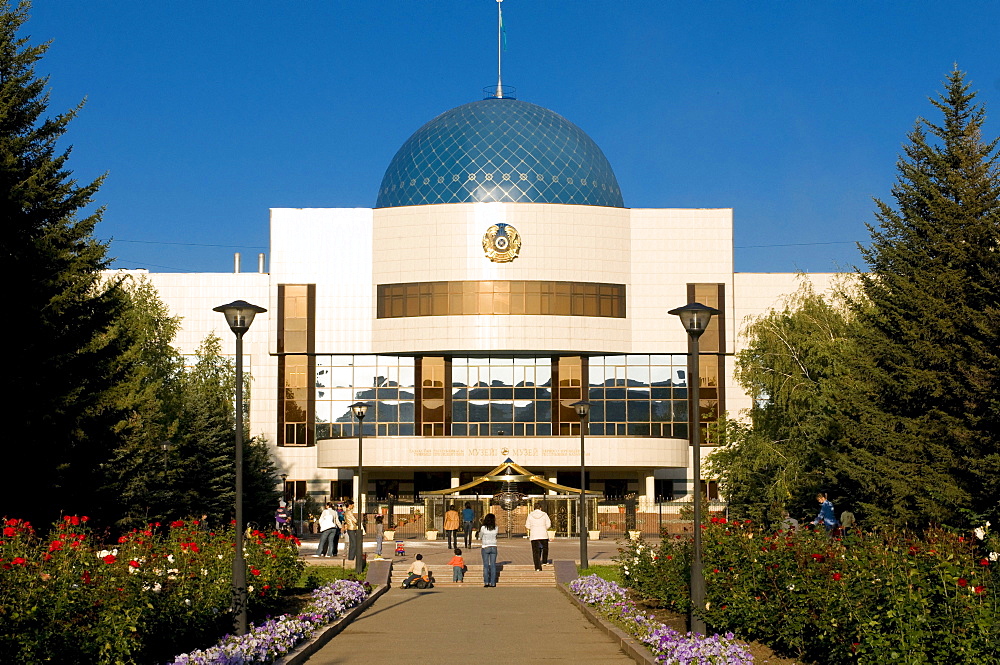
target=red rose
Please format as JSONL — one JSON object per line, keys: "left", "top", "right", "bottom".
{"left": 833, "top": 573, "right": 842, "bottom": 581}
{"left": 11, "top": 557, "right": 26, "bottom": 565}
{"left": 981, "top": 559, "right": 989, "bottom": 566}
{"left": 129, "top": 560, "right": 140, "bottom": 568}
{"left": 958, "top": 578, "right": 968, "bottom": 587}
{"left": 250, "top": 568, "right": 261, "bottom": 576}
{"left": 49, "top": 540, "right": 64, "bottom": 551}
{"left": 81, "top": 516, "right": 88, "bottom": 522}
{"left": 103, "top": 554, "right": 116, "bottom": 564}
{"left": 170, "top": 520, "right": 185, "bottom": 528}
{"left": 974, "top": 586, "right": 985, "bottom": 594}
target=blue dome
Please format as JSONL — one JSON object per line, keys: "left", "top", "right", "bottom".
{"left": 376, "top": 98, "right": 624, "bottom": 208}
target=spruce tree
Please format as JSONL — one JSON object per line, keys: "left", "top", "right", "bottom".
{"left": 106, "top": 276, "right": 184, "bottom": 528}
{"left": 1, "top": 1, "right": 130, "bottom": 523}
{"left": 848, "top": 68, "right": 1000, "bottom": 527}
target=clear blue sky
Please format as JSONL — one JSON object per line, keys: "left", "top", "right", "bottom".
{"left": 27, "top": 0, "right": 1000, "bottom": 273}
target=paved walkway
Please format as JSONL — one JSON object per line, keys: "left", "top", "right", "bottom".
{"left": 297, "top": 535, "right": 636, "bottom": 664}
{"left": 303, "top": 585, "right": 635, "bottom": 665}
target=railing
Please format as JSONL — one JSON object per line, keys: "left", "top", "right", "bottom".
{"left": 361, "top": 496, "right": 729, "bottom": 540}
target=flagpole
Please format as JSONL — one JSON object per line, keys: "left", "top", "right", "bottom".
{"left": 497, "top": 0, "right": 503, "bottom": 98}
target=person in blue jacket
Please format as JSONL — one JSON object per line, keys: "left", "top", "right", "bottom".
{"left": 812, "top": 492, "right": 839, "bottom": 532}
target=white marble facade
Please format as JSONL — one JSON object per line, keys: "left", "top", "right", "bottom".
{"left": 128, "top": 201, "right": 836, "bottom": 506}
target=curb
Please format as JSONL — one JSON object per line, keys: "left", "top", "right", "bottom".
{"left": 558, "top": 583, "right": 657, "bottom": 665}
{"left": 274, "top": 583, "right": 390, "bottom": 665}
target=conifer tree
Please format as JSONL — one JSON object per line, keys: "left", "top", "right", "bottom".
{"left": 1, "top": 0, "right": 131, "bottom": 523}
{"left": 847, "top": 68, "right": 1000, "bottom": 527}
{"left": 106, "top": 276, "right": 184, "bottom": 528}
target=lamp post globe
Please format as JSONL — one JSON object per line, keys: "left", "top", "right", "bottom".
{"left": 668, "top": 301, "right": 717, "bottom": 635}
{"left": 350, "top": 402, "right": 369, "bottom": 573}
{"left": 213, "top": 299, "right": 265, "bottom": 637}
{"left": 570, "top": 400, "right": 591, "bottom": 570}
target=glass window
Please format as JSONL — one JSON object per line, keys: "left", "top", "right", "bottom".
{"left": 376, "top": 280, "right": 626, "bottom": 318}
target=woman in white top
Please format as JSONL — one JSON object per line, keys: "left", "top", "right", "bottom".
{"left": 479, "top": 512, "right": 499, "bottom": 587}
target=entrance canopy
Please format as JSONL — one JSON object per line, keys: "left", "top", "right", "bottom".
{"left": 422, "top": 459, "right": 602, "bottom": 496}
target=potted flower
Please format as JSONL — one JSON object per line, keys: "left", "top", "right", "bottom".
{"left": 425, "top": 529, "right": 438, "bottom": 540}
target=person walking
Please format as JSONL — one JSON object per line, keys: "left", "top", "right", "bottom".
{"left": 331, "top": 499, "right": 345, "bottom": 555}
{"left": 275, "top": 501, "right": 291, "bottom": 533}
{"left": 374, "top": 514, "right": 385, "bottom": 558}
{"left": 839, "top": 509, "right": 856, "bottom": 537}
{"left": 444, "top": 505, "right": 461, "bottom": 549}
{"left": 344, "top": 500, "right": 359, "bottom": 560}
{"left": 462, "top": 501, "right": 475, "bottom": 548}
{"left": 479, "top": 513, "right": 499, "bottom": 587}
{"left": 315, "top": 502, "right": 341, "bottom": 557}
{"left": 524, "top": 506, "right": 552, "bottom": 571}
{"left": 812, "top": 492, "right": 839, "bottom": 533}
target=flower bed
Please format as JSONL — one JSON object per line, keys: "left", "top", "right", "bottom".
{"left": 0, "top": 516, "right": 304, "bottom": 664}
{"left": 619, "top": 520, "right": 1000, "bottom": 663}
{"left": 570, "top": 574, "right": 753, "bottom": 664}
{"left": 169, "top": 579, "right": 370, "bottom": 664}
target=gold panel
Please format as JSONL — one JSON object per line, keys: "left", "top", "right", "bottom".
{"left": 376, "top": 280, "right": 626, "bottom": 319}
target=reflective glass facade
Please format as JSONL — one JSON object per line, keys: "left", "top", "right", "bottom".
{"left": 451, "top": 357, "right": 553, "bottom": 436}
{"left": 314, "top": 355, "right": 416, "bottom": 439}
{"left": 306, "top": 354, "right": 707, "bottom": 441}
{"left": 588, "top": 355, "right": 690, "bottom": 438}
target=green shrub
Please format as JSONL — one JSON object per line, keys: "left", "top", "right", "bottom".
{"left": 619, "top": 519, "right": 999, "bottom": 663}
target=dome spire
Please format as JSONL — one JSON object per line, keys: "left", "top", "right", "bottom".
{"left": 496, "top": 0, "right": 506, "bottom": 98}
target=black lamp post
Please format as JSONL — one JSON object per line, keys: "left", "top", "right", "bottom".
{"left": 213, "top": 299, "right": 266, "bottom": 636}
{"left": 350, "top": 401, "right": 369, "bottom": 573}
{"left": 161, "top": 441, "right": 172, "bottom": 477}
{"left": 571, "top": 400, "right": 591, "bottom": 570}
{"left": 668, "top": 301, "right": 718, "bottom": 635}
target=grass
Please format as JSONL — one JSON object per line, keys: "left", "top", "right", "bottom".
{"left": 300, "top": 565, "right": 366, "bottom": 588}
{"left": 580, "top": 564, "right": 623, "bottom": 584}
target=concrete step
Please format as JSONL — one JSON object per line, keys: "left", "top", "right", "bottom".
{"left": 389, "top": 563, "right": 556, "bottom": 587}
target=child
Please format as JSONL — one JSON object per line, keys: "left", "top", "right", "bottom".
{"left": 449, "top": 548, "right": 466, "bottom": 583}
{"left": 402, "top": 553, "right": 428, "bottom": 588}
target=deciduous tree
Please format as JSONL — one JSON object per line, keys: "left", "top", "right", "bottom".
{"left": 707, "top": 278, "right": 858, "bottom": 525}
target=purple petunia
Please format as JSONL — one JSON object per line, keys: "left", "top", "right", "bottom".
{"left": 169, "top": 579, "right": 370, "bottom": 664}
{"left": 570, "top": 575, "right": 753, "bottom": 664}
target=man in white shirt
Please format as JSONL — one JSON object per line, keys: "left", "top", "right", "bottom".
{"left": 524, "top": 507, "right": 552, "bottom": 571}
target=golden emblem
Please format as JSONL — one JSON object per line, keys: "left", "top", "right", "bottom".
{"left": 482, "top": 223, "right": 521, "bottom": 263}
